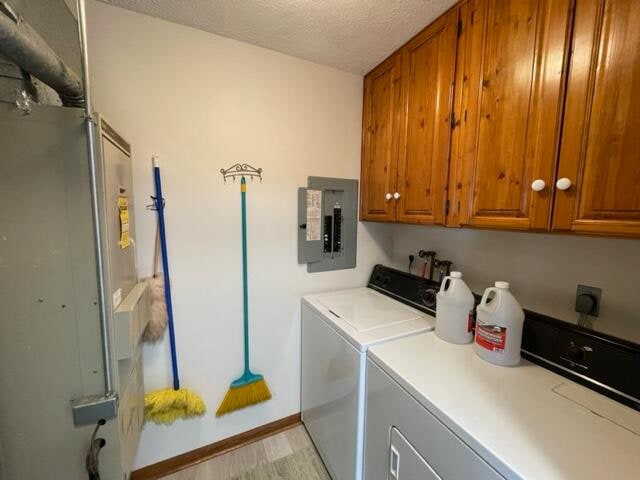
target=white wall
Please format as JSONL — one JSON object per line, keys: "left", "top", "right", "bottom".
{"left": 86, "top": 1, "right": 392, "bottom": 468}
{"left": 391, "top": 224, "right": 640, "bottom": 344}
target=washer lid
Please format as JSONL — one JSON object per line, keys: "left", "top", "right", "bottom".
{"left": 317, "top": 289, "right": 423, "bottom": 332}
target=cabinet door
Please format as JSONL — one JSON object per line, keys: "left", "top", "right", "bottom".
{"left": 396, "top": 10, "right": 459, "bottom": 225}
{"left": 552, "top": 0, "right": 640, "bottom": 237}
{"left": 360, "top": 53, "right": 403, "bottom": 221}
{"left": 449, "top": 0, "right": 571, "bottom": 229}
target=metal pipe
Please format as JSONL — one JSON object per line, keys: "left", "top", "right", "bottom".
{"left": 76, "top": 0, "right": 113, "bottom": 394}
{"left": 0, "top": 0, "right": 84, "bottom": 106}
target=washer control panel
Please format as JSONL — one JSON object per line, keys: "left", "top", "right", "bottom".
{"left": 368, "top": 264, "right": 440, "bottom": 315}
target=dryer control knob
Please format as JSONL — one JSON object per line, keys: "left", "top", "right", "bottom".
{"left": 567, "top": 343, "right": 585, "bottom": 362}
{"left": 421, "top": 288, "right": 437, "bottom": 308}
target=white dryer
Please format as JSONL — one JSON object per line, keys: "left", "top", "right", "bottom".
{"left": 365, "top": 329, "right": 640, "bottom": 480}
{"left": 301, "top": 265, "right": 440, "bottom": 480}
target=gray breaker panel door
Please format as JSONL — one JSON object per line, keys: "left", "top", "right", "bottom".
{"left": 298, "top": 177, "right": 358, "bottom": 273}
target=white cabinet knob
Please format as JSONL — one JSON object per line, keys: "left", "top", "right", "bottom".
{"left": 556, "top": 177, "right": 572, "bottom": 191}
{"left": 385, "top": 193, "right": 392, "bottom": 200}
{"left": 393, "top": 192, "right": 401, "bottom": 200}
{"left": 531, "top": 179, "right": 546, "bottom": 192}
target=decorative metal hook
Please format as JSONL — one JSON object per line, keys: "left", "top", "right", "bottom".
{"left": 146, "top": 195, "right": 164, "bottom": 211}
{"left": 220, "top": 163, "right": 263, "bottom": 184}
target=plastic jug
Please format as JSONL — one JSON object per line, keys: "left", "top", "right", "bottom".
{"left": 474, "top": 281, "right": 524, "bottom": 366}
{"left": 435, "top": 272, "right": 475, "bottom": 344}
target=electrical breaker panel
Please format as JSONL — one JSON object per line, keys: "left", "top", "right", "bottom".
{"left": 298, "top": 177, "right": 358, "bottom": 272}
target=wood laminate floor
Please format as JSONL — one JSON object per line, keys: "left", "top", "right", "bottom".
{"left": 161, "top": 425, "right": 327, "bottom": 480}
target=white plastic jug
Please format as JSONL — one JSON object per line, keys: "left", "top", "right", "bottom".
{"left": 474, "top": 281, "right": 524, "bottom": 366}
{"left": 435, "top": 272, "right": 475, "bottom": 344}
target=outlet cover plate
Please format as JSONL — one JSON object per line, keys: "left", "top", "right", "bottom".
{"left": 575, "top": 284, "right": 602, "bottom": 317}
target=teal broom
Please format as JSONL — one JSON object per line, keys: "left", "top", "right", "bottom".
{"left": 216, "top": 164, "right": 271, "bottom": 416}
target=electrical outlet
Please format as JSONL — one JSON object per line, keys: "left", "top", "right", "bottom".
{"left": 575, "top": 285, "right": 602, "bottom": 317}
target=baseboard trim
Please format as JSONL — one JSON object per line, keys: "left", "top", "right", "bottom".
{"left": 130, "top": 413, "right": 302, "bottom": 480}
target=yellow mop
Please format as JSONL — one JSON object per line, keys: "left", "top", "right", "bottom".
{"left": 144, "top": 157, "right": 206, "bottom": 424}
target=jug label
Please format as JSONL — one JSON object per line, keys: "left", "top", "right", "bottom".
{"left": 467, "top": 311, "right": 475, "bottom": 333}
{"left": 475, "top": 323, "right": 506, "bottom": 353}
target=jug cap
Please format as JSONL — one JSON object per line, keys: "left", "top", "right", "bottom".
{"left": 450, "top": 271, "right": 462, "bottom": 279}
{"left": 495, "top": 281, "right": 509, "bottom": 289}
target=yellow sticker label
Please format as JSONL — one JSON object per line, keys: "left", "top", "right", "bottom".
{"left": 118, "top": 194, "right": 130, "bottom": 249}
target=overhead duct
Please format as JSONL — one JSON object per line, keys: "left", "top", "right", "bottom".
{"left": 0, "top": 0, "right": 84, "bottom": 107}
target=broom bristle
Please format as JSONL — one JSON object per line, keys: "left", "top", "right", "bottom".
{"left": 216, "top": 379, "right": 272, "bottom": 416}
{"left": 144, "top": 388, "right": 206, "bottom": 425}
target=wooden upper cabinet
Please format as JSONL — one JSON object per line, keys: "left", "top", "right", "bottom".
{"left": 360, "top": 53, "right": 403, "bottom": 221}
{"left": 449, "top": 0, "right": 572, "bottom": 230}
{"left": 552, "top": 0, "right": 640, "bottom": 236}
{"left": 396, "top": 9, "right": 459, "bottom": 225}
{"left": 360, "top": 0, "right": 640, "bottom": 238}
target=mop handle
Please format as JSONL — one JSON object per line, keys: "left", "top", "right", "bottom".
{"left": 240, "top": 177, "right": 250, "bottom": 373}
{"left": 153, "top": 166, "right": 181, "bottom": 390}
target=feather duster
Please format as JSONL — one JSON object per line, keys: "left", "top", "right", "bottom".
{"left": 143, "top": 276, "right": 168, "bottom": 342}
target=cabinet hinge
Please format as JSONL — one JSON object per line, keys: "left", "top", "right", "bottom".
{"left": 457, "top": 19, "right": 463, "bottom": 38}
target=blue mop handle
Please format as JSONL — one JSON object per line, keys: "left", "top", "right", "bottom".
{"left": 240, "top": 177, "right": 250, "bottom": 374}
{"left": 153, "top": 165, "right": 180, "bottom": 390}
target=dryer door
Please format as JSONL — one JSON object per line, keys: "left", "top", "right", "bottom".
{"left": 389, "top": 427, "right": 441, "bottom": 480}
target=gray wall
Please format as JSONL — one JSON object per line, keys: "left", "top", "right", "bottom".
{"left": 0, "top": 0, "right": 80, "bottom": 104}
{"left": 390, "top": 224, "right": 640, "bottom": 345}
{"left": 8, "top": 0, "right": 81, "bottom": 72}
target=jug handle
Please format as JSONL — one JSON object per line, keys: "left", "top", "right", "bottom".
{"left": 440, "top": 276, "right": 452, "bottom": 292}
{"left": 480, "top": 287, "right": 498, "bottom": 308}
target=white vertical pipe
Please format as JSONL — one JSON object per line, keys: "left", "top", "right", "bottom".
{"left": 76, "top": 0, "right": 113, "bottom": 394}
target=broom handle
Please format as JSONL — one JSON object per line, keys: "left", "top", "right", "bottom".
{"left": 153, "top": 225, "right": 160, "bottom": 278}
{"left": 154, "top": 165, "right": 181, "bottom": 390}
{"left": 240, "top": 177, "right": 250, "bottom": 373}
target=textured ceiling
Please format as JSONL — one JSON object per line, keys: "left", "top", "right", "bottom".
{"left": 97, "top": 0, "right": 456, "bottom": 74}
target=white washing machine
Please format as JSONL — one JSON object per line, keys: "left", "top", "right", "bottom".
{"left": 301, "top": 265, "right": 440, "bottom": 480}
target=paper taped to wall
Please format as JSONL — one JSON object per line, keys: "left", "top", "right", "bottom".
{"left": 118, "top": 194, "right": 131, "bottom": 249}
{"left": 306, "top": 189, "right": 322, "bottom": 241}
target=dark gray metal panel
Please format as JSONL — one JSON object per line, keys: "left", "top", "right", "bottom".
{"left": 0, "top": 103, "right": 123, "bottom": 480}
{"left": 306, "top": 177, "right": 358, "bottom": 273}
{"left": 298, "top": 187, "right": 323, "bottom": 264}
